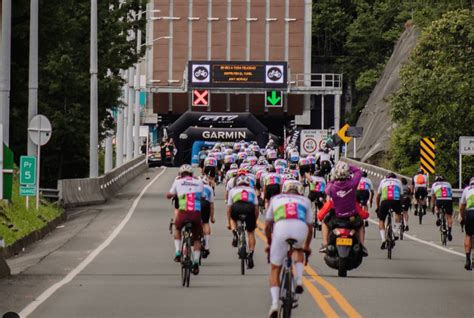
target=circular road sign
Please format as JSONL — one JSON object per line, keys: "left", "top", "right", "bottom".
{"left": 303, "top": 137, "right": 317, "bottom": 154}
{"left": 28, "top": 115, "right": 52, "bottom": 146}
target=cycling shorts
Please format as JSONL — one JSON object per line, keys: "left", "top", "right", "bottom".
{"left": 265, "top": 184, "right": 281, "bottom": 201}
{"left": 308, "top": 191, "right": 325, "bottom": 209}
{"left": 204, "top": 166, "right": 216, "bottom": 178}
{"left": 378, "top": 200, "right": 403, "bottom": 221}
{"left": 299, "top": 164, "right": 310, "bottom": 177}
{"left": 435, "top": 200, "right": 453, "bottom": 215}
{"left": 199, "top": 159, "right": 205, "bottom": 169}
{"left": 256, "top": 179, "right": 262, "bottom": 191}
{"left": 356, "top": 190, "right": 370, "bottom": 205}
{"left": 321, "top": 161, "right": 331, "bottom": 175}
{"left": 201, "top": 200, "right": 211, "bottom": 223}
{"left": 230, "top": 201, "right": 257, "bottom": 232}
{"left": 465, "top": 209, "right": 474, "bottom": 236}
{"left": 175, "top": 210, "right": 203, "bottom": 242}
{"left": 414, "top": 187, "right": 428, "bottom": 201}
{"left": 217, "top": 161, "right": 223, "bottom": 170}
{"left": 270, "top": 219, "right": 308, "bottom": 266}
{"left": 401, "top": 197, "right": 411, "bottom": 212}
{"left": 224, "top": 163, "right": 232, "bottom": 172}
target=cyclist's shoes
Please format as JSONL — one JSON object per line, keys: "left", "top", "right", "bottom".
{"left": 319, "top": 244, "right": 328, "bottom": 254}
{"left": 202, "top": 249, "right": 210, "bottom": 259}
{"left": 174, "top": 252, "right": 182, "bottom": 263}
{"left": 404, "top": 225, "right": 409, "bottom": 232}
{"left": 295, "top": 283, "right": 304, "bottom": 294}
{"left": 268, "top": 304, "right": 279, "bottom": 318}
{"left": 232, "top": 231, "right": 238, "bottom": 247}
{"left": 361, "top": 245, "right": 369, "bottom": 257}
{"left": 448, "top": 233, "right": 453, "bottom": 241}
{"left": 247, "top": 252, "right": 255, "bottom": 269}
{"left": 436, "top": 219, "right": 442, "bottom": 226}
{"left": 380, "top": 241, "right": 387, "bottom": 250}
{"left": 394, "top": 235, "right": 399, "bottom": 241}
{"left": 464, "top": 260, "right": 472, "bottom": 271}
{"left": 414, "top": 210, "right": 418, "bottom": 216}
{"left": 192, "top": 262, "right": 200, "bottom": 275}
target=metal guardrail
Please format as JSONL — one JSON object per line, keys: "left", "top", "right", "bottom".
{"left": 292, "top": 73, "right": 343, "bottom": 89}
{"left": 39, "top": 188, "right": 60, "bottom": 201}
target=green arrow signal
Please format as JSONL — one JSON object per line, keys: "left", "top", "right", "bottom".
{"left": 267, "top": 91, "right": 281, "bottom": 106}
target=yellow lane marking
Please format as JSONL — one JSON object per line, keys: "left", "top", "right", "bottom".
{"left": 254, "top": 225, "right": 340, "bottom": 318}
{"left": 257, "top": 219, "right": 362, "bottom": 318}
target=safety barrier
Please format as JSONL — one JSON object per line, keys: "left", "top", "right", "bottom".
{"left": 58, "top": 155, "right": 147, "bottom": 208}
{"left": 340, "top": 158, "right": 462, "bottom": 200}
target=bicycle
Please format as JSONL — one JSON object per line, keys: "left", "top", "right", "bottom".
{"left": 170, "top": 219, "right": 194, "bottom": 288}
{"left": 415, "top": 197, "right": 426, "bottom": 225}
{"left": 236, "top": 214, "right": 249, "bottom": 275}
{"left": 385, "top": 208, "right": 395, "bottom": 260}
{"left": 438, "top": 206, "right": 448, "bottom": 246}
{"left": 400, "top": 213, "right": 405, "bottom": 241}
{"left": 277, "top": 239, "right": 309, "bottom": 318}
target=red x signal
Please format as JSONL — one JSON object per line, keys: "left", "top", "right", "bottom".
{"left": 192, "top": 90, "right": 209, "bottom": 106}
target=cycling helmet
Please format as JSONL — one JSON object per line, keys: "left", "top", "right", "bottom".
{"left": 331, "top": 161, "right": 350, "bottom": 180}
{"left": 237, "top": 169, "right": 248, "bottom": 176}
{"left": 284, "top": 173, "right": 295, "bottom": 181}
{"left": 230, "top": 163, "right": 238, "bottom": 170}
{"left": 247, "top": 150, "right": 255, "bottom": 156}
{"left": 282, "top": 180, "right": 304, "bottom": 195}
{"left": 236, "top": 175, "right": 251, "bottom": 186}
{"left": 435, "top": 175, "right": 444, "bottom": 182}
{"left": 257, "top": 158, "right": 266, "bottom": 165}
{"left": 469, "top": 177, "right": 474, "bottom": 185}
{"left": 267, "top": 165, "right": 276, "bottom": 173}
{"left": 386, "top": 172, "right": 397, "bottom": 179}
{"left": 362, "top": 171, "right": 368, "bottom": 178}
{"left": 179, "top": 164, "right": 193, "bottom": 176}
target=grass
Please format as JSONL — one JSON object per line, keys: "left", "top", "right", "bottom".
{"left": 0, "top": 168, "right": 63, "bottom": 246}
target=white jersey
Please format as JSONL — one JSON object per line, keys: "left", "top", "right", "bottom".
{"left": 460, "top": 185, "right": 474, "bottom": 210}
{"left": 168, "top": 176, "right": 204, "bottom": 212}
{"left": 430, "top": 181, "right": 453, "bottom": 200}
{"left": 202, "top": 184, "right": 215, "bottom": 203}
{"left": 318, "top": 152, "right": 331, "bottom": 162}
{"left": 266, "top": 193, "right": 313, "bottom": 224}
{"left": 227, "top": 186, "right": 258, "bottom": 206}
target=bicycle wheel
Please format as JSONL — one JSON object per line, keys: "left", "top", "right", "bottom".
{"left": 418, "top": 206, "right": 423, "bottom": 224}
{"left": 240, "top": 234, "right": 247, "bottom": 275}
{"left": 386, "top": 220, "right": 393, "bottom": 259}
{"left": 280, "top": 269, "right": 293, "bottom": 318}
{"left": 400, "top": 221, "right": 404, "bottom": 241}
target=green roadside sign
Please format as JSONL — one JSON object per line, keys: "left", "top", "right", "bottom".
{"left": 20, "top": 156, "right": 37, "bottom": 185}
{"left": 19, "top": 186, "right": 36, "bottom": 197}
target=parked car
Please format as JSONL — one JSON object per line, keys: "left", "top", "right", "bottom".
{"left": 148, "top": 146, "right": 162, "bottom": 167}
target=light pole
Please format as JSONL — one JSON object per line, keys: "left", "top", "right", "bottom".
{"left": 133, "top": 11, "right": 142, "bottom": 158}
{"left": 90, "top": 0, "right": 99, "bottom": 177}
{"left": 0, "top": 0, "right": 12, "bottom": 146}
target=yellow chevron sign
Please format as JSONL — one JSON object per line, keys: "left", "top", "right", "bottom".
{"left": 420, "top": 137, "right": 435, "bottom": 174}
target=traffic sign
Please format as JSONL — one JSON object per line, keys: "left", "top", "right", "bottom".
{"left": 459, "top": 136, "right": 474, "bottom": 155}
{"left": 19, "top": 186, "right": 36, "bottom": 197}
{"left": 420, "top": 137, "right": 435, "bottom": 174}
{"left": 266, "top": 91, "right": 283, "bottom": 107}
{"left": 20, "top": 156, "right": 37, "bottom": 185}
{"left": 192, "top": 90, "right": 209, "bottom": 107}
{"left": 28, "top": 114, "right": 52, "bottom": 146}
{"left": 337, "top": 124, "right": 352, "bottom": 144}
{"left": 300, "top": 130, "right": 329, "bottom": 155}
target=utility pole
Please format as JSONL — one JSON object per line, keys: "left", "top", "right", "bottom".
{"left": 90, "top": 0, "right": 99, "bottom": 177}
{"left": 134, "top": 11, "right": 142, "bottom": 158}
{"left": 28, "top": 0, "right": 39, "bottom": 156}
{"left": 0, "top": 0, "right": 12, "bottom": 146}
{"left": 126, "top": 67, "right": 134, "bottom": 161}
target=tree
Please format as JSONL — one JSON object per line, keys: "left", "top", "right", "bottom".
{"left": 10, "top": 0, "right": 146, "bottom": 186}
{"left": 390, "top": 9, "right": 474, "bottom": 185}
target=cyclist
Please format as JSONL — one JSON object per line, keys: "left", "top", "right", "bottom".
{"left": 226, "top": 175, "right": 259, "bottom": 269}
{"left": 319, "top": 162, "right": 367, "bottom": 255}
{"left": 431, "top": 175, "right": 454, "bottom": 241}
{"left": 203, "top": 155, "right": 218, "bottom": 187}
{"left": 198, "top": 146, "right": 208, "bottom": 173}
{"left": 356, "top": 171, "right": 374, "bottom": 210}
{"left": 223, "top": 152, "right": 236, "bottom": 174}
{"left": 306, "top": 171, "right": 326, "bottom": 211}
{"left": 266, "top": 148, "right": 278, "bottom": 165}
{"left": 317, "top": 148, "right": 332, "bottom": 179}
{"left": 265, "top": 180, "right": 313, "bottom": 318}
{"left": 262, "top": 166, "right": 282, "bottom": 208}
{"left": 412, "top": 169, "right": 428, "bottom": 216}
{"left": 166, "top": 165, "right": 204, "bottom": 275}
{"left": 376, "top": 173, "right": 403, "bottom": 249}
{"left": 201, "top": 176, "right": 215, "bottom": 257}
{"left": 401, "top": 177, "right": 412, "bottom": 232}
{"left": 298, "top": 155, "right": 311, "bottom": 184}
{"left": 460, "top": 177, "right": 474, "bottom": 270}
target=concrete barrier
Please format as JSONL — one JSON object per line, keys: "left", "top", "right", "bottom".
{"left": 58, "top": 155, "right": 147, "bottom": 208}
{"left": 0, "top": 255, "right": 10, "bottom": 278}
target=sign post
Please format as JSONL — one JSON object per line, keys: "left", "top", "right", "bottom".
{"left": 459, "top": 136, "right": 474, "bottom": 188}
{"left": 139, "top": 126, "right": 150, "bottom": 165}
{"left": 20, "top": 156, "right": 37, "bottom": 209}
{"left": 28, "top": 115, "right": 52, "bottom": 210}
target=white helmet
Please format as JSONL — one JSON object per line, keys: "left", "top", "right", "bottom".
{"left": 230, "top": 163, "right": 238, "bottom": 170}
{"left": 236, "top": 175, "right": 251, "bottom": 186}
{"left": 470, "top": 177, "right": 474, "bottom": 186}
{"left": 282, "top": 180, "right": 304, "bottom": 195}
{"left": 331, "top": 161, "right": 350, "bottom": 180}
{"left": 179, "top": 164, "right": 193, "bottom": 176}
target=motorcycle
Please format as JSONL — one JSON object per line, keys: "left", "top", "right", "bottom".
{"left": 324, "top": 220, "right": 363, "bottom": 277}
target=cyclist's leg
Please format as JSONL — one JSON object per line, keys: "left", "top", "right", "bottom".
{"left": 173, "top": 211, "right": 185, "bottom": 260}
{"left": 464, "top": 210, "right": 474, "bottom": 270}
{"left": 269, "top": 224, "right": 288, "bottom": 312}
{"left": 201, "top": 201, "right": 211, "bottom": 251}
{"left": 443, "top": 200, "right": 454, "bottom": 239}
{"left": 378, "top": 201, "right": 389, "bottom": 247}
{"left": 245, "top": 206, "right": 258, "bottom": 252}
{"left": 190, "top": 213, "right": 203, "bottom": 269}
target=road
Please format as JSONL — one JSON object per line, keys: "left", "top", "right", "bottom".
{"left": 1, "top": 167, "right": 473, "bottom": 317}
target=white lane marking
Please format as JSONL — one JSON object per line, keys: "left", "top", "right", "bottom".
{"left": 19, "top": 167, "right": 167, "bottom": 317}
{"left": 367, "top": 218, "right": 464, "bottom": 258}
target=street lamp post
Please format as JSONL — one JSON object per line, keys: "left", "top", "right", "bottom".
{"left": 0, "top": 0, "right": 12, "bottom": 146}
{"left": 90, "top": 0, "right": 99, "bottom": 177}
{"left": 28, "top": 0, "right": 39, "bottom": 157}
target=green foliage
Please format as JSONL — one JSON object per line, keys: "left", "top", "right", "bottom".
{"left": 10, "top": 0, "right": 146, "bottom": 186}
{"left": 390, "top": 9, "right": 474, "bottom": 185}
{"left": 0, "top": 168, "right": 63, "bottom": 246}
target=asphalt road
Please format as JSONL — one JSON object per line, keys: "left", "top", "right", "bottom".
{"left": 1, "top": 167, "right": 473, "bottom": 317}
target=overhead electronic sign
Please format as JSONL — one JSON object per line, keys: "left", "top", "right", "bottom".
{"left": 188, "top": 61, "right": 288, "bottom": 89}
